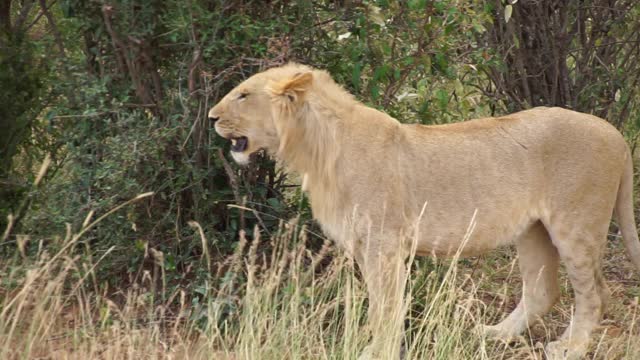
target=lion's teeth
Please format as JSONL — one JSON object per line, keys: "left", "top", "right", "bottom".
{"left": 231, "top": 139, "right": 237, "bottom": 146}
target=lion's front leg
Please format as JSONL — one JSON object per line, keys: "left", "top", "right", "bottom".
{"left": 355, "top": 246, "right": 409, "bottom": 360}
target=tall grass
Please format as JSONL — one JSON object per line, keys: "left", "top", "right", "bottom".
{"left": 1, "top": 202, "right": 639, "bottom": 359}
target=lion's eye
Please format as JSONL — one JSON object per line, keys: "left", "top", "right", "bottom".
{"left": 238, "top": 92, "right": 248, "bottom": 101}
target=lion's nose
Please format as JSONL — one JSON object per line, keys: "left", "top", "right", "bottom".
{"left": 209, "top": 116, "right": 220, "bottom": 123}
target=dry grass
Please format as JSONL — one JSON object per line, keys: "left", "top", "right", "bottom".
{"left": 1, "top": 202, "right": 639, "bottom": 359}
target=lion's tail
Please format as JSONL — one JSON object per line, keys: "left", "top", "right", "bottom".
{"left": 615, "top": 148, "right": 640, "bottom": 272}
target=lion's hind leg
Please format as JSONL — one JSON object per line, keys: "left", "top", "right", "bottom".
{"left": 543, "top": 219, "right": 610, "bottom": 360}
{"left": 483, "top": 221, "right": 560, "bottom": 340}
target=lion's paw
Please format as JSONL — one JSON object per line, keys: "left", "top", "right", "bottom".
{"left": 357, "top": 342, "right": 405, "bottom": 360}
{"left": 357, "top": 345, "right": 379, "bottom": 360}
{"left": 545, "top": 339, "right": 588, "bottom": 360}
{"left": 480, "top": 324, "right": 520, "bottom": 342}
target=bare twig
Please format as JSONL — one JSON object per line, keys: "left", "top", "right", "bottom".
{"left": 217, "top": 148, "right": 245, "bottom": 231}
{"left": 13, "top": 0, "right": 35, "bottom": 31}
{"left": 25, "top": 0, "right": 57, "bottom": 31}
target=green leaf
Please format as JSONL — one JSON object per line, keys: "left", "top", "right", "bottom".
{"left": 267, "top": 197, "right": 282, "bottom": 210}
{"left": 436, "top": 89, "right": 449, "bottom": 109}
{"left": 371, "top": 85, "right": 380, "bottom": 101}
{"left": 373, "top": 65, "right": 389, "bottom": 82}
{"left": 352, "top": 63, "right": 362, "bottom": 92}
{"left": 504, "top": 5, "right": 513, "bottom": 23}
{"left": 135, "top": 239, "right": 146, "bottom": 251}
{"left": 434, "top": 53, "right": 449, "bottom": 74}
{"left": 408, "top": 0, "right": 427, "bottom": 10}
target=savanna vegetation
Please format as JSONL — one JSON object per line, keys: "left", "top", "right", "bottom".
{"left": 1, "top": 0, "right": 640, "bottom": 358}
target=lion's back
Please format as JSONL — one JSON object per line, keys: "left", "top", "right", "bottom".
{"left": 389, "top": 106, "right": 630, "bottom": 253}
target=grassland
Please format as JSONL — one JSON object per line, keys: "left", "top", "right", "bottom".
{"left": 1, "top": 198, "right": 639, "bottom": 359}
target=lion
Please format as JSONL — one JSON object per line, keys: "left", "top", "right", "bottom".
{"left": 209, "top": 63, "right": 640, "bottom": 359}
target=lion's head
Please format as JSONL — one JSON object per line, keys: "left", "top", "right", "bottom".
{"left": 208, "top": 63, "right": 315, "bottom": 165}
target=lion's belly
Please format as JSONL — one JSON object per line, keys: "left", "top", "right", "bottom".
{"left": 414, "top": 206, "right": 539, "bottom": 257}
{"left": 401, "top": 161, "right": 541, "bottom": 257}
{"left": 319, "top": 189, "right": 541, "bottom": 259}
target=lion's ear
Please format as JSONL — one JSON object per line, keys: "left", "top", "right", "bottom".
{"left": 269, "top": 72, "right": 313, "bottom": 103}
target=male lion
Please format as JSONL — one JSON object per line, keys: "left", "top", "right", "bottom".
{"left": 209, "top": 63, "right": 640, "bottom": 359}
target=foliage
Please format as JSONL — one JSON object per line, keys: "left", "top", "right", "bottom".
{"left": 3, "top": 0, "right": 504, "bottom": 287}
{"left": 319, "top": 1, "right": 495, "bottom": 123}
{"left": 0, "top": 23, "right": 45, "bottom": 230}
{"left": 482, "top": 0, "right": 640, "bottom": 127}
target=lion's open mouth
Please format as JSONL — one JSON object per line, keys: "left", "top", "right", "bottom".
{"left": 230, "top": 136, "right": 248, "bottom": 152}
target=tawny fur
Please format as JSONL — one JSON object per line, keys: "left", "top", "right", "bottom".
{"left": 209, "top": 63, "right": 640, "bottom": 360}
